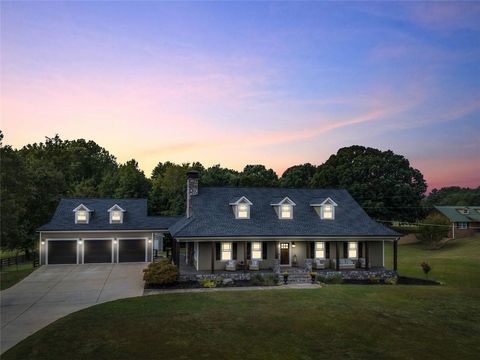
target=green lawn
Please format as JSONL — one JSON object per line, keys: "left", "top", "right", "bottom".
{"left": 0, "top": 263, "right": 35, "bottom": 291}
{"left": 4, "top": 237, "right": 480, "bottom": 360}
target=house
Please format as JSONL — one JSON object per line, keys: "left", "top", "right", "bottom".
{"left": 169, "top": 171, "right": 400, "bottom": 274}
{"left": 434, "top": 206, "right": 480, "bottom": 239}
{"left": 37, "top": 199, "right": 179, "bottom": 265}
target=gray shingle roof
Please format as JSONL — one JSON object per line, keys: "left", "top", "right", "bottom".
{"left": 38, "top": 198, "right": 180, "bottom": 231}
{"left": 170, "top": 187, "right": 399, "bottom": 238}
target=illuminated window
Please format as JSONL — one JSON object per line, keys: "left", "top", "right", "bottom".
{"left": 110, "top": 211, "right": 123, "bottom": 223}
{"left": 322, "top": 204, "right": 334, "bottom": 219}
{"left": 237, "top": 203, "right": 250, "bottom": 219}
{"left": 348, "top": 242, "right": 357, "bottom": 259}
{"left": 221, "top": 242, "right": 232, "bottom": 261}
{"left": 251, "top": 242, "right": 262, "bottom": 260}
{"left": 280, "top": 204, "right": 292, "bottom": 219}
{"left": 315, "top": 242, "right": 325, "bottom": 259}
{"left": 280, "top": 243, "right": 289, "bottom": 249}
{"left": 76, "top": 211, "right": 88, "bottom": 224}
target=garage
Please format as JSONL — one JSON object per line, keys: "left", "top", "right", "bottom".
{"left": 84, "top": 239, "right": 112, "bottom": 263}
{"left": 118, "top": 239, "right": 146, "bottom": 262}
{"left": 48, "top": 240, "right": 77, "bottom": 264}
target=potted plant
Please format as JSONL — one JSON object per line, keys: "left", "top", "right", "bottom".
{"left": 421, "top": 261, "right": 431, "bottom": 278}
{"left": 309, "top": 272, "right": 317, "bottom": 283}
{"left": 282, "top": 271, "right": 289, "bottom": 284}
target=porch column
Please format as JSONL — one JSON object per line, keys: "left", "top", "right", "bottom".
{"left": 335, "top": 242, "right": 339, "bottom": 271}
{"left": 175, "top": 241, "right": 180, "bottom": 266}
{"left": 211, "top": 241, "right": 215, "bottom": 274}
{"left": 244, "top": 241, "right": 248, "bottom": 272}
{"left": 393, "top": 240, "right": 398, "bottom": 271}
{"left": 365, "top": 241, "right": 370, "bottom": 270}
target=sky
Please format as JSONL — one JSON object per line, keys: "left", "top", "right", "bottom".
{"left": 1, "top": 1, "right": 479, "bottom": 190}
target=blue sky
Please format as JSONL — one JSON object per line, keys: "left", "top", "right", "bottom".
{"left": 1, "top": 1, "right": 479, "bottom": 189}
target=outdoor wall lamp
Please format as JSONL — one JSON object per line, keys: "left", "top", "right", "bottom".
{"left": 78, "top": 240, "right": 83, "bottom": 244}
{"left": 148, "top": 239, "right": 152, "bottom": 244}
{"left": 292, "top": 242, "right": 296, "bottom": 248}
{"left": 113, "top": 240, "right": 117, "bottom": 244}
{"left": 41, "top": 241, "right": 45, "bottom": 245}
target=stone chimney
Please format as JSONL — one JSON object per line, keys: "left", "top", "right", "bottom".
{"left": 186, "top": 170, "right": 199, "bottom": 218}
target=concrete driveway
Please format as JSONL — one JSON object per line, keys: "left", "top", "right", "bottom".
{"left": 1, "top": 263, "right": 146, "bottom": 353}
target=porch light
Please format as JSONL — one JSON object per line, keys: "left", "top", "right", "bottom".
{"left": 113, "top": 240, "right": 117, "bottom": 244}
{"left": 41, "top": 241, "right": 45, "bottom": 245}
{"left": 78, "top": 240, "right": 83, "bottom": 244}
{"left": 148, "top": 240, "right": 152, "bottom": 243}
{"left": 292, "top": 242, "right": 296, "bottom": 248}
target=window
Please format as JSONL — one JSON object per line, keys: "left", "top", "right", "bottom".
{"left": 280, "top": 204, "right": 292, "bottom": 219}
{"left": 110, "top": 210, "right": 123, "bottom": 223}
{"left": 76, "top": 210, "right": 88, "bottom": 224}
{"left": 237, "top": 203, "right": 250, "bottom": 219}
{"left": 459, "top": 208, "right": 469, "bottom": 214}
{"left": 251, "top": 242, "right": 262, "bottom": 260}
{"left": 457, "top": 222, "right": 468, "bottom": 229}
{"left": 322, "top": 204, "right": 334, "bottom": 219}
{"left": 315, "top": 242, "right": 325, "bottom": 259}
{"left": 348, "top": 242, "right": 357, "bottom": 259}
{"left": 221, "top": 242, "right": 232, "bottom": 261}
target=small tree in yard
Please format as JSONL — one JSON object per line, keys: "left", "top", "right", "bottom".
{"left": 143, "top": 260, "right": 178, "bottom": 286}
{"left": 421, "top": 261, "right": 431, "bottom": 278}
{"left": 417, "top": 213, "right": 450, "bottom": 248}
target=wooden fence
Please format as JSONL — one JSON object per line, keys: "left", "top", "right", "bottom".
{"left": 0, "top": 252, "right": 40, "bottom": 270}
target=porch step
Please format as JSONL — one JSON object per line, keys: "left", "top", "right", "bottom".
{"left": 279, "top": 274, "right": 312, "bottom": 283}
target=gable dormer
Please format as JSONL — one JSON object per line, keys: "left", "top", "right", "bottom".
{"left": 270, "top": 197, "right": 296, "bottom": 219}
{"left": 310, "top": 197, "right": 338, "bottom": 220}
{"left": 229, "top": 196, "right": 253, "bottom": 219}
{"left": 108, "top": 204, "right": 126, "bottom": 224}
{"left": 73, "top": 204, "right": 93, "bottom": 224}
{"left": 458, "top": 208, "right": 469, "bottom": 215}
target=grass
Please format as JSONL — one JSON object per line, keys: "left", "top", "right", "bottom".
{"left": 4, "top": 236, "right": 480, "bottom": 360}
{"left": 0, "top": 263, "right": 35, "bottom": 291}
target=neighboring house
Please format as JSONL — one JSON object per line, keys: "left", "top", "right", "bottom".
{"left": 434, "top": 206, "right": 480, "bottom": 239}
{"left": 169, "top": 171, "right": 400, "bottom": 273}
{"left": 37, "top": 199, "right": 179, "bottom": 265}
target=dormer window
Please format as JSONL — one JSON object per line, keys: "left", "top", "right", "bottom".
{"left": 108, "top": 204, "right": 126, "bottom": 224}
{"left": 310, "top": 197, "right": 338, "bottom": 220}
{"left": 73, "top": 204, "right": 93, "bottom": 224}
{"left": 459, "top": 208, "right": 469, "bottom": 215}
{"left": 271, "top": 197, "right": 296, "bottom": 219}
{"left": 322, "top": 204, "right": 334, "bottom": 219}
{"left": 281, "top": 204, "right": 292, "bottom": 219}
{"left": 229, "top": 196, "right": 253, "bottom": 219}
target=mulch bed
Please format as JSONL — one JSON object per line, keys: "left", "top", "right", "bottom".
{"left": 396, "top": 276, "right": 441, "bottom": 285}
{"left": 145, "top": 280, "right": 264, "bottom": 290}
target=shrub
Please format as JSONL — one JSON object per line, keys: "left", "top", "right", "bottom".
{"left": 143, "top": 260, "right": 178, "bottom": 286}
{"left": 368, "top": 275, "right": 381, "bottom": 284}
{"left": 251, "top": 273, "right": 279, "bottom": 286}
{"left": 384, "top": 276, "right": 397, "bottom": 285}
{"left": 417, "top": 214, "right": 449, "bottom": 247}
{"left": 199, "top": 278, "right": 217, "bottom": 288}
{"left": 421, "top": 261, "right": 432, "bottom": 278}
{"left": 317, "top": 274, "right": 343, "bottom": 284}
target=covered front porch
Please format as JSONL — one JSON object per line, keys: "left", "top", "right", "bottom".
{"left": 172, "top": 239, "right": 399, "bottom": 275}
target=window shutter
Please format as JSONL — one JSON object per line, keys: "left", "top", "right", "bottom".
{"left": 343, "top": 242, "right": 348, "bottom": 258}
{"left": 216, "top": 242, "right": 220, "bottom": 261}
{"left": 233, "top": 243, "right": 237, "bottom": 260}
{"left": 358, "top": 242, "right": 363, "bottom": 258}
{"left": 262, "top": 242, "right": 267, "bottom": 260}
{"left": 309, "top": 242, "right": 315, "bottom": 258}
{"left": 275, "top": 243, "right": 279, "bottom": 259}
{"left": 247, "top": 242, "right": 251, "bottom": 260}
{"left": 326, "top": 242, "right": 330, "bottom": 258}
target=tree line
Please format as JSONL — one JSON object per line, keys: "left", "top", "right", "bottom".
{"left": 1, "top": 131, "right": 477, "bottom": 252}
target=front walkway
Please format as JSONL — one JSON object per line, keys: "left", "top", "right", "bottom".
{"left": 0, "top": 263, "right": 146, "bottom": 354}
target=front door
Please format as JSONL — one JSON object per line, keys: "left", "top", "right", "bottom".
{"left": 280, "top": 243, "right": 290, "bottom": 265}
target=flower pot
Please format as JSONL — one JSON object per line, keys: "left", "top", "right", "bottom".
{"left": 283, "top": 275, "right": 289, "bottom": 284}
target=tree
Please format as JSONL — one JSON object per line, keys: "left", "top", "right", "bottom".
{"left": 417, "top": 213, "right": 450, "bottom": 248}
{"left": 100, "top": 160, "right": 151, "bottom": 198}
{"left": 201, "top": 164, "right": 239, "bottom": 186}
{"left": 280, "top": 163, "right": 317, "bottom": 188}
{"left": 310, "top": 145, "right": 427, "bottom": 221}
{"left": 238, "top": 165, "right": 279, "bottom": 187}
{"left": 424, "top": 186, "right": 480, "bottom": 207}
